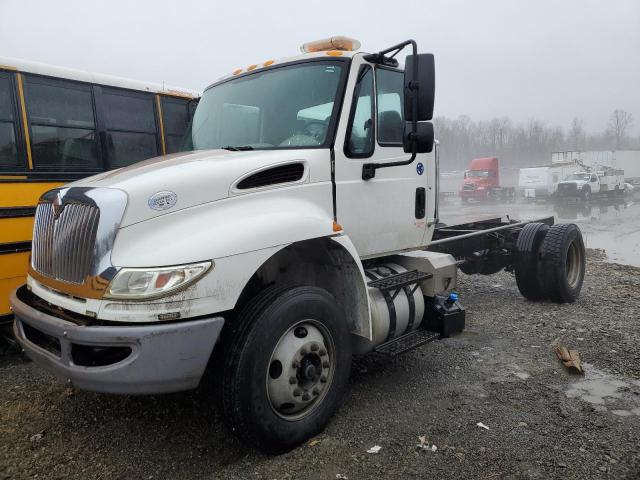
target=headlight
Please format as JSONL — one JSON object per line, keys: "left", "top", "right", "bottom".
{"left": 105, "top": 261, "right": 212, "bottom": 300}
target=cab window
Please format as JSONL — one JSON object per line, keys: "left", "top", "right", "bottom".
{"left": 101, "top": 87, "right": 158, "bottom": 168}
{"left": 344, "top": 66, "right": 374, "bottom": 158}
{"left": 0, "top": 72, "right": 21, "bottom": 169}
{"left": 24, "top": 75, "right": 99, "bottom": 170}
{"left": 375, "top": 68, "right": 404, "bottom": 146}
{"left": 190, "top": 62, "right": 344, "bottom": 150}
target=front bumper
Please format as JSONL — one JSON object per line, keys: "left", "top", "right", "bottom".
{"left": 10, "top": 286, "right": 224, "bottom": 394}
{"left": 460, "top": 189, "right": 488, "bottom": 199}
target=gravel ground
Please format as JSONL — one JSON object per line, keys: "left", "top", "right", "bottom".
{"left": 1, "top": 250, "right": 639, "bottom": 479}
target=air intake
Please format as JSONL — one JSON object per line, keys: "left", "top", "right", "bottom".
{"left": 236, "top": 163, "right": 305, "bottom": 190}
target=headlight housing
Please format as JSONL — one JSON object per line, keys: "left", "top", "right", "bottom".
{"left": 105, "top": 261, "right": 212, "bottom": 300}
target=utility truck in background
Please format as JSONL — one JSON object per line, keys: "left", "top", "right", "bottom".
{"left": 459, "top": 157, "right": 516, "bottom": 202}
{"left": 552, "top": 150, "right": 640, "bottom": 185}
{"left": 9, "top": 37, "right": 586, "bottom": 453}
{"left": 556, "top": 162, "right": 625, "bottom": 201}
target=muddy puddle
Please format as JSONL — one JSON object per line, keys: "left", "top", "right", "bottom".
{"left": 564, "top": 363, "right": 640, "bottom": 416}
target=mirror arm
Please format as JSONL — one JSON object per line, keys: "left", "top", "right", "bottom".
{"left": 362, "top": 40, "right": 419, "bottom": 181}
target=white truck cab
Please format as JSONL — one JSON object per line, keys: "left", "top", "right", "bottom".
{"left": 10, "top": 37, "right": 586, "bottom": 453}
{"left": 557, "top": 167, "right": 625, "bottom": 201}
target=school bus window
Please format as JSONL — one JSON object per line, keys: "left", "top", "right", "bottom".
{"left": 108, "top": 131, "right": 158, "bottom": 168}
{"left": 101, "top": 88, "right": 158, "bottom": 167}
{"left": 0, "top": 73, "right": 21, "bottom": 168}
{"left": 30, "top": 126, "right": 98, "bottom": 170}
{"left": 103, "top": 89, "right": 156, "bottom": 132}
{"left": 24, "top": 75, "right": 99, "bottom": 170}
{"left": 162, "top": 97, "right": 190, "bottom": 154}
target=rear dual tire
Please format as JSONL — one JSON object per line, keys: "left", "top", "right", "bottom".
{"left": 515, "top": 223, "right": 549, "bottom": 300}
{"left": 515, "top": 223, "right": 585, "bottom": 303}
{"left": 541, "top": 223, "right": 585, "bottom": 303}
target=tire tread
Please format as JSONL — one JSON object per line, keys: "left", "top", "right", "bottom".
{"left": 542, "top": 223, "right": 585, "bottom": 303}
{"left": 515, "top": 222, "right": 549, "bottom": 301}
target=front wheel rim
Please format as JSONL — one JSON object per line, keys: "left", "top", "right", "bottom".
{"left": 266, "top": 320, "right": 335, "bottom": 421}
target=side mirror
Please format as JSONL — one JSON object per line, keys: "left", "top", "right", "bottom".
{"left": 404, "top": 53, "right": 435, "bottom": 121}
{"left": 403, "top": 121, "right": 434, "bottom": 154}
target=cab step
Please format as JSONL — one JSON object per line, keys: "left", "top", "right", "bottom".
{"left": 374, "top": 329, "right": 440, "bottom": 357}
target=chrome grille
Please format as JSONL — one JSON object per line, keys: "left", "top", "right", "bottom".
{"left": 32, "top": 201, "right": 100, "bottom": 284}
{"left": 558, "top": 183, "right": 577, "bottom": 193}
{"left": 463, "top": 184, "right": 476, "bottom": 191}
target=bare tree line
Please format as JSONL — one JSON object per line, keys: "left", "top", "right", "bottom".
{"left": 435, "top": 109, "right": 638, "bottom": 171}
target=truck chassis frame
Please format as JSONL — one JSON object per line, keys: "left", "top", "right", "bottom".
{"left": 428, "top": 216, "right": 555, "bottom": 275}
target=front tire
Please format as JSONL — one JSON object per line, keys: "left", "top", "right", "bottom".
{"left": 221, "top": 286, "right": 352, "bottom": 453}
{"left": 541, "top": 224, "right": 586, "bottom": 303}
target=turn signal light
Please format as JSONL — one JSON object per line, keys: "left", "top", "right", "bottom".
{"left": 301, "top": 36, "right": 361, "bottom": 53}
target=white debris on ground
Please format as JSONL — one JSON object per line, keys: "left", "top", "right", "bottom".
{"left": 417, "top": 435, "right": 438, "bottom": 452}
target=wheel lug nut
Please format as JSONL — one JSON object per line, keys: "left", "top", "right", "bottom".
{"left": 289, "top": 377, "right": 297, "bottom": 384}
{"left": 320, "top": 376, "right": 328, "bottom": 383}
{"left": 313, "top": 388, "right": 320, "bottom": 396}
{"left": 319, "top": 348, "right": 327, "bottom": 356}
{"left": 302, "top": 393, "right": 311, "bottom": 401}
{"left": 310, "top": 343, "right": 319, "bottom": 352}
{"left": 293, "top": 388, "right": 302, "bottom": 397}
{"left": 292, "top": 360, "right": 300, "bottom": 368}
{"left": 322, "top": 361, "right": 329, "bottom": 368}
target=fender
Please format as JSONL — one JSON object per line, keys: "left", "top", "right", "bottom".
{"left": 330, "top": 235, "right": 373, "bottom": 350}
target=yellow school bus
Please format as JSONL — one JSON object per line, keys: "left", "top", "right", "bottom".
{"left": 0, "top": 57, "right": 199, "bottom": 327}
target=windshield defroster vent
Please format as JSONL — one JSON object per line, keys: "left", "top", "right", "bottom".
{"left": 236, "top": 163, "right": 305, "bottom": 190}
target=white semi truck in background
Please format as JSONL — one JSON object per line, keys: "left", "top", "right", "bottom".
{"left": 10, "top": 37, "right": 586, "bottom": 453}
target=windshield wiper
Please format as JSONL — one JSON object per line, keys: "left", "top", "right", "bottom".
{"left": 222, "top": 145, "right": 254, "bottom": 151}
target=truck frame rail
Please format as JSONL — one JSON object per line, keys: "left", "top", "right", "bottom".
{"left": 427, "top": 216, "right": 555, "bottom": 275}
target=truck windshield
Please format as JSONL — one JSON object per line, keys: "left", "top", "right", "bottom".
{"left": 465, "top": 170, "right": 490, "bottom": 178}
{"left": 185, "top": 61, "right": 345, "bottom": 151}
{"left": 566, "top": 173, "right": 590, "bottom": 181}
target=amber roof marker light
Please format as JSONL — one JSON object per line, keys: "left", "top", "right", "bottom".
{"left": 300, "top": 36, "right": 361, "bottom": 53}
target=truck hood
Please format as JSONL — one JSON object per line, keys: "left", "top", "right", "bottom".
{"left": 69, "top": 149, "right": 314, "bottom": 227}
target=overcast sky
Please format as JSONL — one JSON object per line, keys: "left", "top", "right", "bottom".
{"left": 2, "top": 0, "right": 639, "bottom": 134}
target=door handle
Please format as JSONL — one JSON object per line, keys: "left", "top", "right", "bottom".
{"left": 415, "top": 187, "right": 425, "bottom": 219}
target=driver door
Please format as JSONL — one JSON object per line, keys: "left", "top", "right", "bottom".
{"left": 333, "top": 57, "right": 428, "bottom": 258}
